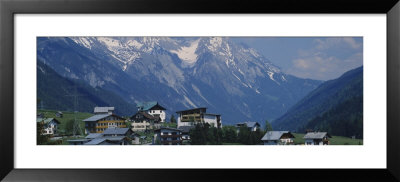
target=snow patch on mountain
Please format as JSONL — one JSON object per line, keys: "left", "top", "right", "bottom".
{"left": 71, "top": 37, "right": 93, "bottom": 49}
{"left": 97, "top": 37, "right": 121, "bottom": 48}
{"left": 38, "top": 66, "right": 46, "bottom": 74}
{"left": 207, "top": 37, "right": 223, "bottom": 52}
{"left": 126, "top": 39, "right": 143, "bottom": 49}
{"left": 170, "top": 39, "right": 200, "bottom": 63}
{"left": 192, "top": 84, "right": 211, "bottom": 105}
{"left": 183, "top": 95, "right": 197, "bottom": 108}
{"left": 267, "top": 71, "right": 275, "bottom": 81}
{"left": 281, "top": 75, "right": 287, "bottom": 82}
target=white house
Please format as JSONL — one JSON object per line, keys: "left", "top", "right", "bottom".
{"left": 235, "top": 121, "right": 260, "bottom": 132}
{"left": 261, "top": 131, "right": 295, "bottom": 145}
{"left": 303, "top": 132, "right": 332, "bottom": 145}
{"left": 176, "top": 108, "right": 222, "bottom": 128}
{"left": 136, "top": 101, "right": 166, "bottom": 122}
{"left": 37, "top": 118, "right": 60, "bottom": 135}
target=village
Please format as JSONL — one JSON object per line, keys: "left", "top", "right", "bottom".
{"left": 36, "top": 102, "right": 360, "bottom": 145}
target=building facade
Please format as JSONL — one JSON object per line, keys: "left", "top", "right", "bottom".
{"left": 176, "top": 108, "right": 222, "bottom": 128}
{"left": 303, "top": 132, "right": 331, "bottom": 145}
{"left": 68, "top": 128, "right": 134, "bottom": 145}
{"left": 177, "top": 126, "right": 195, "bottom": 143}
{"left": 261, "top": 131, "right": 295, "bottom": 145}
{"left": 136, "top": 101, "right": 166, "bottom": 122}
{"left": 235, "top": 121, "right": 260, "bottom": 132}
{"left": 37, "top": 118, "right": 60, "bottom": 135}
{"left": 130, "top": 111, "right": 161, "bottom": 132}
{"left": 83, "top": 114, "right": 126, "bottom": 134}
{"left": 153, "top": 127, "right": 183, "bottom": 145}
{"left": 94, "top": 107, "right": 114, "bottom": 115}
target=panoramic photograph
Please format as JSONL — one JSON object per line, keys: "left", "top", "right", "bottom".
{"left": 36, "top": 37, "right": 363, "bottom": 145}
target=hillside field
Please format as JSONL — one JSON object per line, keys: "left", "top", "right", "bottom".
{"left": 38, "top": 109, "right": 94, "bottom": 136}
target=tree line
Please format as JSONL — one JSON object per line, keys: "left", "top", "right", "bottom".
{"left": 189, "top": 120, "right": 272, "bottom": 145}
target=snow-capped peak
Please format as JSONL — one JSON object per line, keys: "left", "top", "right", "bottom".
{"left": 170, "top": 39, "right": 200, "bottom": 64}
{"left": 71, "top": 37, "right": 95, "bottom": 49}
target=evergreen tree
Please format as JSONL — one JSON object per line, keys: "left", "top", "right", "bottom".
{"left": 170, "top": 115, "right": 176, "bottom": 123}
{"left": 65, "top": 119, "right": 74, "bottom": 136}
{"left": 265, "top": 120, "right": 273, "bottom": 132}
{"left": 238, "top": 125, "right": 250, "bottom": 144}
{"left": 222, "top": 125, "right": 237, "bottom": 143}
{"left": 37, "top": 122, "right": 49, "bottom": 145}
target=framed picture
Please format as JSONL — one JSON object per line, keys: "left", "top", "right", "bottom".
{"left": 1, "top": 0, "right": 399, "bottom": 181}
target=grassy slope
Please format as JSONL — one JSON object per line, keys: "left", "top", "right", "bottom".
{"left": 292, "top": 133, "right": 363, "bottom": 145}
{"left": 38, "top": 109, "right": 93, "bottom": 136}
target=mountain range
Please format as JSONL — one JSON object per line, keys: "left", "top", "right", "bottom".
{"left": 37, "top": 61, "right": 137, "bottom": 116}
{"left": 272, "top": 66, "right": 363, "bottom": 138}
{"left": 37, "top": 37, "right": 323, "bottom": 124}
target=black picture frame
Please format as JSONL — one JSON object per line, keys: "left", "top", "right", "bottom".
{"left": 1, "top": 0, "right": 399, "bottom": 181}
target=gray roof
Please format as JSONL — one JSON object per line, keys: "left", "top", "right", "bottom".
{"left": 102, "top": 127, "right": 130, "bottom": 135}
{"left": 236, "top": 121, "right": 260, "bottom": 128}
{"left": 85, "top": 133, "right": 103, "bottom": 139}
{"left": 178, "top": 126, "right": 195, "bottom": 133}
{"left": 84, "top": 136, "right": 126, "bottom": 145}
{"left": 136, "top": 101, "right": 166, "bottom": 111}
{"left": 84, "top": 138, "right": 107, "bottom": 145}
{"left": 261, "top": 131, "right": 292, "bottom": 141}
{"left": 83, "top": 114, "right": 110, "bottom": 122}
{"left": 155, "top": 127, "right": 182, "bottom": 132}
{"left": 67, "top": 139, "right": 90, "bottom": 142}
{"left": 303, "top": 132, "right": 331, "bottom": 139}
{"left": 102, "top": 136, "right": 126, "bottom": 141}
{"left": 94, "top": 107, "right": 114, "bottom": 113}
{"left": 176, "top": 107, "right": 207, "bottom": 113}
{"left": 203, "top": 113, "right": 221, "bottom": 116}
{"left": 84, "top": 114, "right": 125, "bottom": 122}
{"left": 37, "top": 118, "right": 60, "bottom": 124}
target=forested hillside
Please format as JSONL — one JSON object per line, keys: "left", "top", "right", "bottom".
{"left": 272, "top": 66, "right": 363, "bottom": 138}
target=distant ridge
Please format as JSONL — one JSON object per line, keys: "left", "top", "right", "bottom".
{"left": 37, "top": 61, "right": 136, "bottom": 116}
{"left": 272, "top": 66, "right": 363, "bottom": 138}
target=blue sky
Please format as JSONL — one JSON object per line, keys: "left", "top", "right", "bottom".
{"left": 231, "top": 37, "right": 363, "bottom": 81}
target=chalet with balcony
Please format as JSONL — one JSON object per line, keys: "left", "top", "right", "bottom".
{"left": 304, "top": 132, "right": 332, "bottom": 145}
{"left": 130, "top": 111, "right": 161, "bottom": 132}
{"left": 177, "top": 126, "right": 195, "bottom": 142}
{"left": 37, "top": 118, "right": 60, "bottom": 135}
{"left": 136, "top": 101, "right": 166, "bottom": 122}
{"left": 153, "top": 127, "right": 183, "bottom": 145}
{"left": 83, "top": 114, "right": 126, "bottom": 134}
{"left": 261, "top": 131, "right": 295, "bottom": 145}
{"left": 176, "top": 108, "right": 222, "bottom": 128}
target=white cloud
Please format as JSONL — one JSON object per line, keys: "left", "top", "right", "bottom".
{"left": 286, "top": 38, "right": 363, "bottom": 80}
{"left": 314, "top": 37, "right": 362, "bottom": 50}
